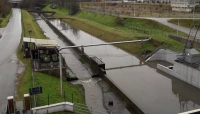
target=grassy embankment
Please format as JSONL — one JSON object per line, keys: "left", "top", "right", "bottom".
{"left": 17, "top": 10, "right": 85, "bottom": 113}
{"left": 43, "top": 5, "right": 185, "bottom": 54}
{"left": 0, "top": 11, "right": 12, "bottom": 27}
{"left": 168, "top": 19, "right": 200, "bottom": 28}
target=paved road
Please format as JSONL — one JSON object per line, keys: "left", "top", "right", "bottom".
{"left": 0, "top": 8, "right": 22, "bottom": 113}
{"left": 147, "top": 18, "right": 200, "bottom": 39}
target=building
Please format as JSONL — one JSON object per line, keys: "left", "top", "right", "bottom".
{"left": 171, "top": 0, "right": 196, "bottom": 12}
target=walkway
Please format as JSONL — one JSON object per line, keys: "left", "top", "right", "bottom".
{"left": 0, "top": 8, "right": 22, "bottom": 113}
{"left": 146, "top": 18, "right": 200, "bottom": 39}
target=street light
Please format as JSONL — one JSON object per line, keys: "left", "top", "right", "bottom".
{"left": 177, "top": 8, "right": 180, "bottom": 35}
{"left": 59, "top": 52, "right": 63, "bottom": 97}
{"left": 28, "top": 30, "right": 32, "bottom": 57}
{"left": 104, "top": 0, "right": 106, "bottom": 14}
{"left": 193, "top": 0, "right": 196, "bottom": 22}
{"left": 134, "top": 0, "right": 135, "bottom": 17}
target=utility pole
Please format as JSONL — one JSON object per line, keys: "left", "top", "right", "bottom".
{"left": 177, "top": 8, "right": 180, "bottom": 35}
{"left": 28, "top": 30, "right": 32, "bottom": 58}
{"left": 59, "top": 53, "right": 63, "bottom": 97}
{"left": 134, "top": 0, "right": 135, "bottom": 17}
{"left": 193, "top": 0, "right": 196, "bottom": 22}
{"left": 104, "top": 0, "right": 106, "bottom": 14}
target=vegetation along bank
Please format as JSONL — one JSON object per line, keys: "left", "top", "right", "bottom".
{"left": 43, "top": 4, "right": 185, "bottom": 55}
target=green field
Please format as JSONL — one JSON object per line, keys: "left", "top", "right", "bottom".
{"left": 168, "top": 19, "right": 200, "bottom": 28}
{"left": 17, "top": 10, "right": 86, "bottom": 113}
{"left": 43, "top": 5, "right": 185, "bottom": 54}
{"left": 0, "top": 11, "right": 12, "bottom": 28}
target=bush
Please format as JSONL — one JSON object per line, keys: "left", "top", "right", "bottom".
{"left": 115, "top": 17, "right": 124, "bottom": 26}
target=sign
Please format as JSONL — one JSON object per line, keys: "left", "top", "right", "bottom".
{"left": 29, "top": 87, "right": 42, "bottom": 95}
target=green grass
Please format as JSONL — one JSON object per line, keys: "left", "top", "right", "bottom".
{"left": 78, "top": 58, "right": 86, "bottom": 64}
{"left": 0, "top": 11, "right": 12, "bottom": 27}
{"left": 17, "top": 10, "right": 87, "bottom": 113}
{"left": 21, "top": 10, "right": 46, "bottom": 38}
{"left": 43, "top": 5, "right": 185, "bottom": 54}
{"left": 168, "top": 19, "right": 200, "bottom": 28}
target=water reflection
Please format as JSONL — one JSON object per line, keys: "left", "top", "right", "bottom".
{"left": 157, "top": 69, "right": 200, "bottom": 112}
{"left": 51, "top": 20, "right": 80, "bottom": 39}
{"left": 49, "top": 19, "right": 200, "bottom": 114}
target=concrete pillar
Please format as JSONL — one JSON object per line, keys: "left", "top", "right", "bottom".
{"left": 81, "top": 47, "right": 84, "bottom": 55}
{"left": 24, "top": 94, "right": 31, "bottom": 110}
{"left": 7, "top": 96, "right": 14, "bottom": 113}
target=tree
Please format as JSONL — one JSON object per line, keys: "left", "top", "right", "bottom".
{"left": 0, "top": 0, "right": 11, "bottom": 17}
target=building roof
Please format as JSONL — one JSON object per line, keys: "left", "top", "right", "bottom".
{"left": 23, "top": 37, "right": 36, "bottom": 43}
{"left": 35, "top": 39, "right": 59, "bottom": 48}
{"left": 23, "top": 37, "right": 59, "bottom": 48}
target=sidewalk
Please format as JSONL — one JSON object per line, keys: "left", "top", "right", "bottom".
{"left": 0, "top": 28, "right": 5, "bottom": 37}
{"left": 147, "top": 18, "right": 200, "bottom": 39}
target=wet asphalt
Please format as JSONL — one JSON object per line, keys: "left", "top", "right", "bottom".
{"left": 0, "top": 8, "right": 22, "bottom": 113}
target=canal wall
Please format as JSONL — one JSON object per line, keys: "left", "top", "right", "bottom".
{"left": 99, "top": 68, "right": 145, "bottom": 114}
{"left": 146, "top": 49, "right": 178, "bottom": 64}
{"left": 157, "top": 62, "right": 200, "bottom": 89}
{"left": 45, "top": 18, "right": 144, "bottom": 114}
{"left": 45, "top": 20, "right": 92, "bottom": 65}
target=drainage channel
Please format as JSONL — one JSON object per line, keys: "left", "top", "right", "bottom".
{"left": 32, "top": 13, "right": 130, "bottom": 114}
{"left": 46, "top": 17, "right": 200, "bottom": 114}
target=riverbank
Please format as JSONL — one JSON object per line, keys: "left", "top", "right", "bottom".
{"left": 0, "top": 11, "right": 12, "bottom": 28}
{"left": 16, "top": 10, "right": 86, "bottom": 111}
{"left": 43, "top": 5, "right": 184, "bottom": 55}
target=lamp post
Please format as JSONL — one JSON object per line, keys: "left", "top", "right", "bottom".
{"left": 28, "top": 30, "right": 32, "bottom": 57}
{"left": 59, "top": 53, "right": 63, "bottom": 97}
{"left": 134, "top": 0, "right": 135, "bottom": 17}
{"left": 193, "top": 0, "right": 196, "bottom": 22}
{"left": 104, "top": 0, "right": 106, "bottom": 14}
{"left": 177, "top": 8, "right": 180, "bottom": 35}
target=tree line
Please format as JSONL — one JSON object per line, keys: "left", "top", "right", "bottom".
{"left": 0, "top": 0, "right": 11, "bottom": 18}
{"left": 52, "top": 0, "right": 91, "bottom": 15}
{"left": 19, "top": 0, "right": 47, "bottom": 9}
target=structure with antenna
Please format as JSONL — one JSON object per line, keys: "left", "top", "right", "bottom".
{"left": 156, "top": 22, "right": 200, "bottom": 90}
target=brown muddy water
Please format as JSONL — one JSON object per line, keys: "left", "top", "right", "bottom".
{"left": 41, "top": 17, "right": 200, "bottom": 114}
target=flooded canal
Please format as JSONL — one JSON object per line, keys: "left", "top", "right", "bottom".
{"left": 48, "top": 19, "right": 200, "bottom": 114}
{"left": 34, "top": 14, "right": 130, "bottom": 114}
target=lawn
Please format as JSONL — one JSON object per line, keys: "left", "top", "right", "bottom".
{"left": 0, "top": 11, "right": 12, "bottom": 27}
{"left": 168, "top": 19, "right": 200, "bottom": 28}
{"left": 17, "top": 10, "right": 86, "bottom": 113}
{"left": 43, "top": 5, "right": 185, "bottom": 54}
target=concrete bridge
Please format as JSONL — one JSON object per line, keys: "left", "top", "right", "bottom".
{"left": 9, "top": 0, "right": 22, "bottom": 7}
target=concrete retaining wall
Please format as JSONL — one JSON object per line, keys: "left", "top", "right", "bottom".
{"left": 157, "top": 62, "right": 200, "bottom": 89}
{"left": 173, "top": 62, "right": 200, "bottom": 88}
{"left": 146, "top": 49, "right": 178, "bottom": 64}
{"left": 32, "top": 102, "right": 74, "bottom": 114}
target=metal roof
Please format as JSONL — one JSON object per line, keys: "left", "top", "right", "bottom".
{"left": 35, "top": 39, "right": 59, "bottom": 48}
{"left": 23, "top": 37, "right": 59, "bottom": 48}
{"left": 23, "top": 37, "right": 36, "bottom": 43}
